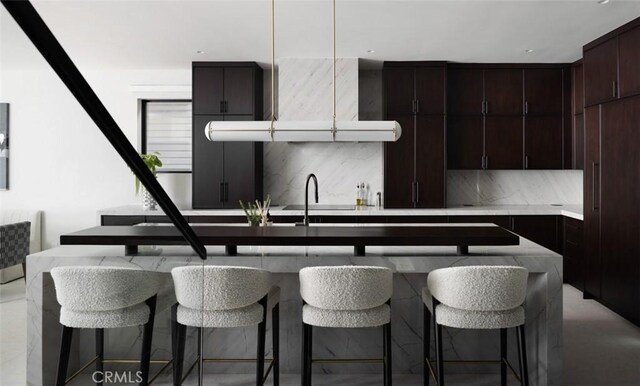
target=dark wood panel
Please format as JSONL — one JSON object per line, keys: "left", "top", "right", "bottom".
{"left": 415, "top": 66, "right": 446, "bottom": 115}
{"left": 600, "top": 97, "right": 640, "bottom": 324}
{"left": 484, "top": 69, "right": 523, "bottom": 115}
{"left": 384, "top": 115, "right": 415, "bottom": 208}
{"left": 618, "top": 26, "right": 640, "bottom": 98}
{"left": 511, "top": 215, "right": 561, "bottom": 253}
{"left": 484, "top": 117, "right": 524, "bottom": 169}
{"left": 584, "top": 38, "right": 619, "bottom": 107}
{"left": 563, "top": 217, "right": 584, "bottom": 291}
{"left": 524, "top": 116, "right": 563, "bottom": 169}
{"left": 447, "top": 68, "right": 484, "bottom": 115}
{"left": 524, "top": 68, "right": 563, "bottom": 116}
{"left": 384, "top": 66, "right": 415, "bottom": 115}
{"left": 573, "top": 63, "right": 584, "bottom": 115}
{"left": 101, "top": 216, "right": 146, "bottom": 226}
{"left": 447, "top": 116, "right": 484, "bottom": 169}
{"left": 448, "top": 215, "right": 510, "bottom": 228}
{"left": 384, "top": 216, "right": 448, "bottom": 223}
{"left": 574, "top": 114, "right": 585, "bottom": 170}
{"left": 223, "top": 67, "right": 255, "bottom": 115}
{"left": 223, "top": 115, "right": 261, "bottom": 208}
{"left": 415, "top": 115, "right": 445, "bottom": 208}
{"left": 61, "top": 225, "right": 520, "bottom": 247}
{"left": 583, "top": 106, "right": 601, "bottom": 298}
{"left": 193, "top": 115, "right": 224, "bottom": 209}
{"left": 193, "top": 66, "right": 224, "bottom": 115}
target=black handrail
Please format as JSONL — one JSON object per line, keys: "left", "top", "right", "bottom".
{"left": 1, "top": 0, "right": 207, "bottom": 260}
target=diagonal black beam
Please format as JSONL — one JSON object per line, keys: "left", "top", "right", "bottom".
{"left": 1, "top": 0, "right": 207, "bottom": 259}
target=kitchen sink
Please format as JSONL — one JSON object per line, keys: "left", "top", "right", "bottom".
{"left": 282, "top": 204, "right": 356, "bottom": 210}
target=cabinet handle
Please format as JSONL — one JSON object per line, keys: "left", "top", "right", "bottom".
{"left": 224, "top": 182, "right": 229, "bottom": 202}
{"left": 224, "top": 101, "right": 229, "bottom": 113}
{"left": 485, "top": 156, "right": 489, "bottom": 169}
{"left": 415, "top": 181, "right": 420, "bottom": 203}
{"left": 219, "top": 182, "right": 225, "bottom": 202}
{"left": 412, "top": 100, "right": 416, "bottom": 114}
{"left": 525, "top": 101, "right": 528, "bottom": 115}
{"left": 612, "top": 81, "right": 617, "bottom": 98}
{"left": 411, "top": 181, "right": 416, "bottom": 203}
{"left": 510, "top": 217, "right": 515, "bottom": 230}
{"left": 220, "top": 101, "right": 224, "bottom": 113}
{"left": 592, "top": 162, "right": 599, "bottom": 211}
{"left": 416, "top": 99, "right": 420, "bottom": 113}
{"left": 485, "top": 101, "right": 489, "bottom": 115}
{"left": 481, "top": 101, "right": 485, "bottom": 115}
{"left": 481, "top": 156, "right": 485, "bottom": 169}
{"left": 525, "top": 155, "right": 529, "bottom": 169}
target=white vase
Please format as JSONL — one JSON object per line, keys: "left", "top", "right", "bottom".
{"left": 142, "top": 188, "right": 157, "bottom": 211}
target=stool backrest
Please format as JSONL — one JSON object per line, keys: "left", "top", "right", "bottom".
{"left": 51, "top": 267, "right": 164, "bottom": 311}
{"left": 427, "top": 266, "right": 528, "bottom": 311}
{"left": 172, "top": 266, "right": 270, "bottom": 311}
{"left": 300, "top": 266, "right": 393, "bottom": 310}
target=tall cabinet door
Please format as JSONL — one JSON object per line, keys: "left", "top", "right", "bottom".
{"left": 193, "top": 115, "right": 224, "bottom": 208}
{"left": 448, "top": 68, "right": 484, "bottom": 115}
{"left": 484, "top": 69, "right": 523, "bottom": 115}
{"left": 447, "top": 116, "right": 484, "bottom": 169}
{"left": 600, "top": 97, "right": 640, "bottom": 324}
{"left": 484, "top": 117, "right": 523, "bottom": 169}
{"left": 193, "top": 67, "right": 224, "bottom": 115}
{"left": 584, "top": 38, "right": 619, "bottom": 106}
{"left": 223, "top": 67, "right": 255, "bottom": 115}
{"left": 384, "top": 114, "right": 415, "bottom": 208}
{"left": 618, "top": 26, "right": 640, "bottom": 98}
{"left": 415, "top": 67, "right": 446, "bottom": 115}
{"left": 384, "top": 67, "right": 415, "bottom": 115}
{"left": 583, "top": 106, "right": 601, "bottom": 298}
{"left": 223, "top": 115, "right": 260, "bottom": 208}
{"left": 524, "top": 116, "right": 563, "bottom": 169}
{"left": 415, "top": 115, "right": 445, "bottom": 208}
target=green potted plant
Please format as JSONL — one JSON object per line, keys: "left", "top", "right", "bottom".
{"left": 135, "top": 152, "right": 163, "bottom": 210}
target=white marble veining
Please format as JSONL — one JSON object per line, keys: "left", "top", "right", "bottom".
{"left": 26, "top": 237, "right": 562, "bottom": 386}
{"left": 447, "top": 170, "right": 583, "bottom": 206}
{"left": 98, "top": 204, "right": 584, "bottom": 220}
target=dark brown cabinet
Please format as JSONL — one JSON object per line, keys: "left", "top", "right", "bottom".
{"left": 572, "top": 61, "right": 585, "bottom": 170}
{"left": 447, "top": 116, "right": 484, "bottom": 170}
{"left": 573, "top": 114, "right": 584, "bottom": 170}
{"left": 584, "top": 38, "right": 619, "bottom": 107}
{"left": 583, "top": 106, "right": 601, "bottom": 299}
{"left": 484, "top": 69, "right": 523, "bottom": 115}
{"left": 511, "top": 215, "right": 562, "bottom": 254}
{"left": 384, "top": 62, "right": 446, "bottom": 208}
{"left": 563, "top": 217, "right": 584, "bottom": 291}
{"left": 524, "top": 116, "right": 563, "bottom": 169}
{"left": 192, "top": 62, "right": 263, "bottom": 209}
{"left": 484, "top": 117, "right": 523, "bottom": 169}
{"left": 618, "top": 26, "right": 640, "bottom": 98}
{"left": 525, "top": 68, "right": 564, "bottom": 116}
{"left": 599, "top": 96, "right": 640, "bottom": 325}
{"left": 447, "top": 68, "right": 483, "bottom": 115}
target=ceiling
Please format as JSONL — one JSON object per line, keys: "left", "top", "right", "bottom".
{"left": 2, "top": 0, "right": 640, "bottom": 70}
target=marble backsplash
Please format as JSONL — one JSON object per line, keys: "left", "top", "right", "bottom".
{"left": 447, "top": 170, "right": 583, "bottom": 206}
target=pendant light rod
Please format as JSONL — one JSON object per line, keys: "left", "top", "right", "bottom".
{"left": 332, "top": 0, "right": 337, "bottom": 132}
{"left": 271, "top": 0, "right": 276, "bottom": 122}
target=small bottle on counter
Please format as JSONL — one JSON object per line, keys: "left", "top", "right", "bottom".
{"left": 361, "top": 182, "right": 368, "bottom": 206}
{"left": 356, "top": 184, "right": 363, "bottom": 206}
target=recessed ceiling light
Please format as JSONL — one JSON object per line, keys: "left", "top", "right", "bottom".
{"left": 367, "top": 49, "right": 375, "bottom": 53}
{"left": 598, "top": 0, "right": 610, "bottom": 4}
{"left": 525, "top": 49, "right": 535, "bottom": 53}
{"left": 196, "top": 50, "right": 205, "bottom": 54}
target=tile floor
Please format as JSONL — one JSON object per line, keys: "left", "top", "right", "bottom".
{"left": 1, "top": 280, "right": 639, "bottom": 385}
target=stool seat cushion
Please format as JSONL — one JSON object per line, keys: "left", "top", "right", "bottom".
{"left": 177, "top": 303, "right": 264, "bottom": 328}
{"left": 60, "top": 303, "right": 150, "bottom": 329}
{"left": 302, "top": 303, "right": 390, "bottom": 328}
{"left": 423, "top": 287, "right": 524, "bottom": 329}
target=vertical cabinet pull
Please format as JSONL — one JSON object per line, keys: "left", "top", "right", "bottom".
{"left": 220, "top": 101, "right": 224, "bottom": 113}
{"left": 411, "top": 181, "right": 416, "bottom": 204}
{"left": 224, "top": 182, "right": 229, "bottom": 202}
{"left": 592, "top": 162, "right": 600, "bottom": 211}
{"left": 412, "top": 100, "right": 416, "bottom": 114}
{"left": 481, "top": 101, "right": 485, "bottom": 115}
{"left": 481, "top": 156, "right": 485, "bottom": 170}
{"left": 485, "top": 101, "right": 489, "bottom": 115}
{"left": 415, "top": 182, "right": 420, "bottom": 203}
{"left": 524, "top": 101, "right": 529, "bottom": 115}
{"left": 525, "top": 155, "right": 529, "bottom": 169}
{"left": 612, "top": 81, "right": 617, "bottom": 98}
{"left": 416, "top": 99, "right": 420, "bottom": 113}
{"left": 485, "top": 156, "right": 489, "bottom": 169}
{"left": 219, "top": 182, "right": 225, "bottom": 202}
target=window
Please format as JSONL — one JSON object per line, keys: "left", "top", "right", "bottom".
{"left": 140, "top": 100, "right": 192, "bottom": 172}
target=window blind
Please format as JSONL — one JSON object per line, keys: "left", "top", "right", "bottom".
{"left": 144, "top": 101, "right": 192, "bottom": 172}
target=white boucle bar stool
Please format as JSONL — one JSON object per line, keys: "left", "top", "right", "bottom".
{"left": 50, "top": 266, "right": 165, "bottom": 386}
{"left": 171, "top": 266, "right": 280, "bottom": 386}
{"left": 299, "top": 266, "right": 393, "bottom": 386}
{"left": 422, "top": 266, "right": 530, "bottom": 386}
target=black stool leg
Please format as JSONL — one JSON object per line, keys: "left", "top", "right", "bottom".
{"left": 272, "top": 303, "right": 280, "bottom": 386}
{"left": 22, "top": 262, "right": 26, "bottom": 282}
{"left": 517, "top": 324, "right": 529, "bottom": 386}
{"left": 139, "top": 295, "right": 157, "bottom": 386}
{"left": 197, "top": 327, "right": 203, "bottom": 386}
{"left": 96, "top": 328, "right": 104, "bottom": 386}
{"left": 423, "top": 304, "right": 430, "bottom": 386}
{"left": 301, "top": 322, "right": 313, "bottom": 386}
{"left": 56, "top": 326, "right": 73, "bottom": 386}
{"left": 435, "top": 322, "right": 444, "bottom": 386}
{"left": 172, "top": 321, "right": 186, "bottom": 386}
{"left": 257, "top": 304, "right": 267, "bottom": 386}
{"left": 500, "top": 328, "right": 507, "bottom": 386}
{"left": 384, "top": 322, "right": 392, "bottom": 386}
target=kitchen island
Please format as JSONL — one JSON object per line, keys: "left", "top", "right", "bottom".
{"left": 26, "top": 227, "right": 562, "bottom": 386}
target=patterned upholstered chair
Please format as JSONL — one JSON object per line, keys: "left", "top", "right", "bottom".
{"left": 0, "top": 221, "right": 30, "bottom": 281}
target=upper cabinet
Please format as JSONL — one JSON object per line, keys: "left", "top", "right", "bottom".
{"left": 384, "top": 66, "right": 415, "bottom": 115}
{"left": 414, "top": 67, "right": 446, "bottom": 115}
{"left": 193, "top": 63, "right": 260, "bottom": 116}
{"left": 618, "top": 26, "right": 640, "bottom": 98}
{"left": 484, "top": 68, "right": 523, "bottom": 115}
{"left": 524, "top": 68, "right": 564, "bottom": 116}
{"left": 447, "top": 68, "right": 484, "bottom": 115}
{"left": 584, "top": 38, "right": 619, "bottom": 107}
{"left": 385, "top": 63, "right": 446, "bottom": 116}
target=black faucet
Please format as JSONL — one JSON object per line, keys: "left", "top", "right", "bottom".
{"left": 303, "top": 173, "right": 319, "bottom": 226}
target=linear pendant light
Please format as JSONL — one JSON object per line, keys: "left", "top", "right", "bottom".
{"left": 205, "top": 0, "right": 401, "bottom": 143}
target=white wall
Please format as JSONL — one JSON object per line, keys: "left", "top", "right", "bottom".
{"left": 0, "top": 61, "right": 193, "bottom": 249}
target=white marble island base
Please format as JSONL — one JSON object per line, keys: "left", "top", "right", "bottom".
{"left": 26, "top": 240, "right": 562, "bottom": 386}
